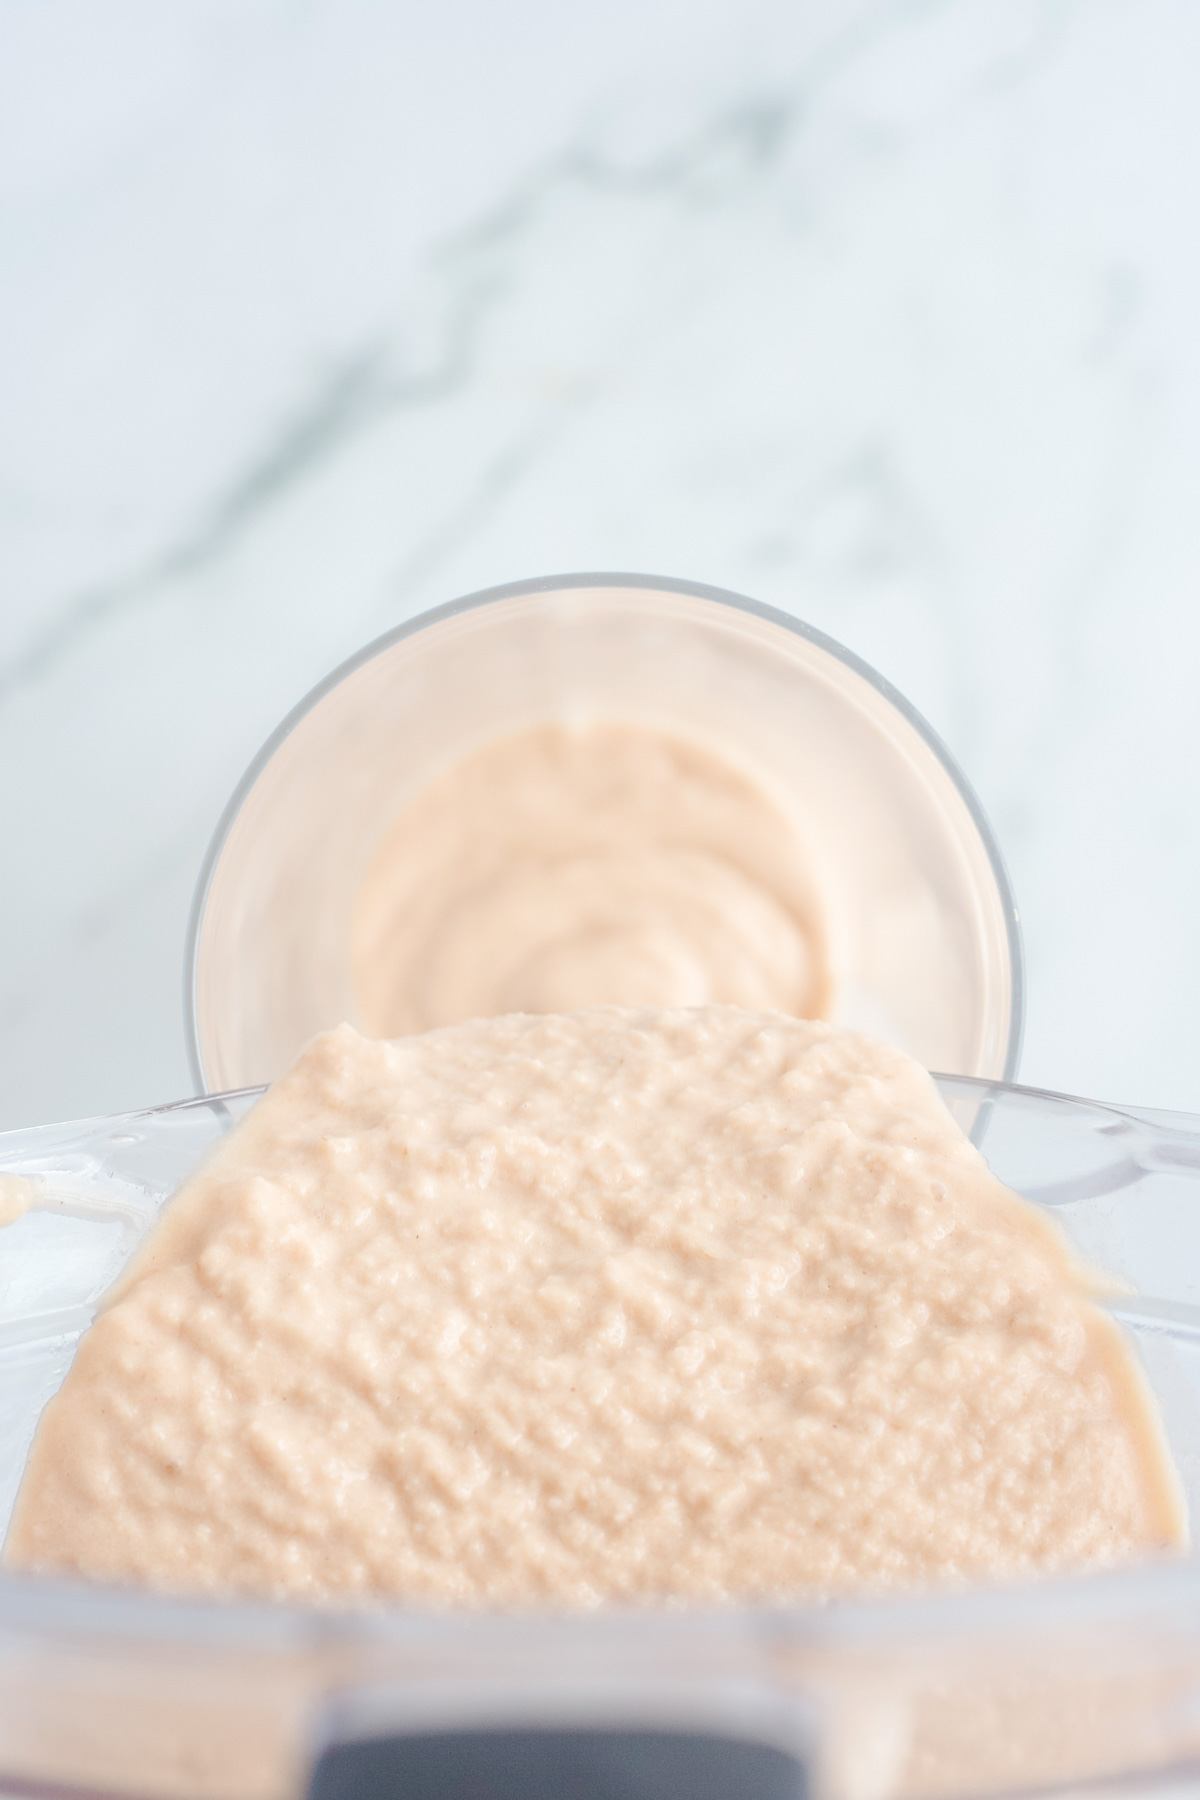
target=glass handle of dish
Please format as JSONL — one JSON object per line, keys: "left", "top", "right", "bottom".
{"left": 308, "top": 1726, "right": 807, "bottom": 1800}
{"left": 1107, "top": 1103, "right": 1200, "bottom": 1174}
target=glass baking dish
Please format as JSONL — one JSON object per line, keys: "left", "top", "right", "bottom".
{"left": 0, "top": 1074, "right": 1198, "bottom": 1800}
{"left": 185, "top": 575, "right": 1024, "bottom": 1096}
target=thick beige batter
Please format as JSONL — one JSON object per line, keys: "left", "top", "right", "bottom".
{"left": 352, "top": 721, "right": 831, "bottom": 1035}
{"left": 5, "top": 1009, "right": 1183, "bottom": 1606}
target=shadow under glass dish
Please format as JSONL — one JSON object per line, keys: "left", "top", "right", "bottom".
{"left": 185, "top": 574, "right": 1023, "bottom": 1094}
{"left": 0, "top": 1077, "right": 1197, "bottom": 1800}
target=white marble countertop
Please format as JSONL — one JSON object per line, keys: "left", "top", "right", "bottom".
{"left": 3, "top": 0, "right": 1199, "bottom": 1129}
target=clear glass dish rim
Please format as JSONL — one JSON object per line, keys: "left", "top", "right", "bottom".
{"left": 181, "top": 571, "right": 1026, "bottom": 1097}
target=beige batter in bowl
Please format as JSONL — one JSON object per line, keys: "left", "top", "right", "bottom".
{"left": 185, "top": 573, "right": 1023, "bottom": 1094}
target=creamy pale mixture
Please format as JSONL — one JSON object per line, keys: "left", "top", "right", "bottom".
{"left": 353, "top": 721, "right": 831, "bottom": 1036}
{"left": 0, "top": 1174, "right": 37, "bottom": 1227}
{"left": 6, "top": 1009, "right": 1182, "bottom": 1606}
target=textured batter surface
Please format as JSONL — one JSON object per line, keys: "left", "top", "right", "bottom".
{"left": 5, "top": 1010, "right": 1183, "bottom": 1605}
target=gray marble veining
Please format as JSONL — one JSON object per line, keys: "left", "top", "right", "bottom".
{"left": 2, "top": 0, "right": 1198, "bottom": 1126}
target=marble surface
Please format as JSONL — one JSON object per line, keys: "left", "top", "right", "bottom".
{"left": 3, "top": 0, "right": 1199, "bottom": 1129}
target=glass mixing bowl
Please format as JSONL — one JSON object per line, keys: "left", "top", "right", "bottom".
{"left": 185, "top": 574, "right": 1023, "bottom": 1094}
{"left": 0, "top": 1074, "right": 1197, "bottom": 1800}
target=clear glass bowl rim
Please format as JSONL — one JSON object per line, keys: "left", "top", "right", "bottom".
{"left": 182, "top": 570, "right": 1026, "bottom": 1096}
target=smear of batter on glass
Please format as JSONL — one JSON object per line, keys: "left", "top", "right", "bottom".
{"left": 5, "top": 1009, "right": 1184, "bottom": 1606}
{"left": 352, "top": 720, "right": 831, "bottom": 1035}
{"left": 0, "top": 1174, "right": 38, "bottom": 1227}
